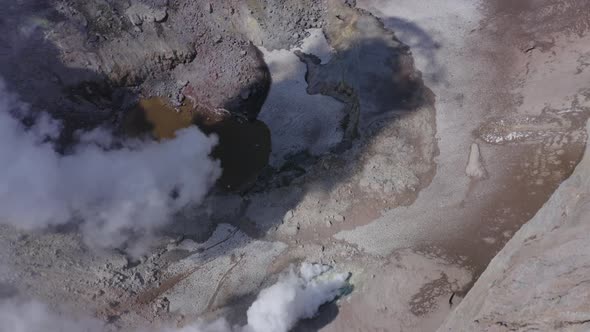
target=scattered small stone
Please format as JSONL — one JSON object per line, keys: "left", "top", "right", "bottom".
{"left": 208, "top": 3, "right": 213, "bottom": 14}
{"left": 134, "top": 272, "right": 144, "bottom": 285}
{"left": 483, "top": 237, "right": 496, "bottom": 244}
{"left": 465, "top": 143, "right": 487, "bottom": 179}
{"left": 333, "top": 214, "right": 345, "bottom": 222}
{"left": 91, "top": 289, "right": 105, "bottom": 300}
{"left": 154, "top": 297, "right": 170, "bottom": 312}
{"left": 165, "top": 52, "right": 175, "bottom": 60}
{"left": 153, "top": 8, "right": 168, "bottom": 22}
{"left": 240, "top": 50, "right": 247, "bottom": 56}
{"left": 214, "top": 35, "right": 223, "bottom": 44}
{"left": 170, "top": 235, "right": 184, "bottom": 244}
{"left": 129, "top": 13, "right": 143, "bottom": 26}
{"left": 283, "top": 210, "right": 294, "bottom": 223}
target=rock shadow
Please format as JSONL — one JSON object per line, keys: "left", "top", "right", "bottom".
{"left": 165, "top": 6, "right": 442, "bottom": 327}
{"left": 0, "top": 0, "right": 137, "bottom": 148}
{"left": 293, "top": 302, "right": 340, "bottom": 332}
{"left": 2, "top": 1, "right": 442, "bottom": 328}
{"left": 184, "top": 0, "right": 442, "bottom": 251}
{"left": 380, "top": 16, "right": 446, "bottom": 85}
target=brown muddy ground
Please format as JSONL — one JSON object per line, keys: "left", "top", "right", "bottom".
{"left": 1, "top": 0, "right": 590, "bottom": 331}
{"left": 326, "top": 0, "right": 590, "bottom": 330}
{"left": 125, "top": 97, "right": 271, "bottom": 191}
{"left": 437, "top": 0, "right": 590, "bottom": 287}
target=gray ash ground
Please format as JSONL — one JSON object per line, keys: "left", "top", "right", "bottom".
{"left": 2, "top": 0, "right": 590, "bottom": 331}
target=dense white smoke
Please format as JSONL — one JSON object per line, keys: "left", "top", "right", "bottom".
{"left": 0, "top": 300, "right": 106, "bottom": 332}
{"left": 0, "top": 264, "right": 349, "bottom": 332}
{"left": 244, "top": 263, "right": 348, "bottom": 332}
{"left": 0, "top": 80, "right": 220, "bottom": 250}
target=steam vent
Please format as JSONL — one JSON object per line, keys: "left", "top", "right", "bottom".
{"left": 1, "top": 0, "right": 590, "bottom": 331}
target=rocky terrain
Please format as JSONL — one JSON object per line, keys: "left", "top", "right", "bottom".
{"left": 1, "top": 0, "right": 590, "bottom": 331}
{"left": 439, "top": 121, "right": 590, "bottom": 331}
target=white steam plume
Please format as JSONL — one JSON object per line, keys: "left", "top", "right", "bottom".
{"left": 0, "top": 263, "right": 349, "bottom": 332}
{"left": 0, "top": 300, "right": 105, "bottom": 332}
{"left": 244, "top": 263, "right": 348, "bottom": 332}
{"left": 0, "top": 79, "right": 220, "bottom": 250}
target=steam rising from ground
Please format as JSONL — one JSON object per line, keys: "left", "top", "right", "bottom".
{"left": 244, "top": 263, "right": 348, "bottom": 332}
{"left": 0, "top": 80, "right": 220, "bottom": 250}
{"left": 0, "top": 80, "right": 350, "bottom": 331}
{"left": 0, "top": 263, "right": 349, "bottom": 332}
{"left": 0, "top": 300, "right": 105, "bottom": 332}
